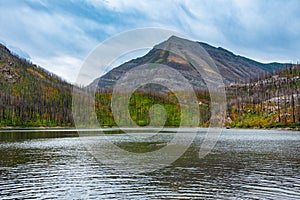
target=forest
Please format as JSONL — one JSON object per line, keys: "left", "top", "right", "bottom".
{"left": 0, "top": 44, "right": 74, "bottom": 127}
{"left": 0, "top": 43, "right": 299, "bottom": 129}
{"left": 92, "top": 64, "right": 300, "bottom": 129}
{"left": 226, "top": 64, "right": 300, "bottom": 129}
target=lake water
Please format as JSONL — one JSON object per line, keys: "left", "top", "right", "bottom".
{"left": 0, "top": 128, "right": 299, "bottom": 199}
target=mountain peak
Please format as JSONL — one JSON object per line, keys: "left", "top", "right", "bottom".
{"left": 154, "top": 35, "right": 195, "bottom": 49}
{"left": 92, "top": 37, "right": 286, "bottom": 89}
{"left": 167, "top": 35, "right": 189, "bottom": 42}
{"left": 165, "top": 36, "right": 218, "bottom": 50}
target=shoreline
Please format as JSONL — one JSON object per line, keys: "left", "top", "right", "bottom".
{"left": 0, "top": 126, "right": 74, "bottom": 130}
{"left": 0, "top": 126, "right": 299, "bottom": 131}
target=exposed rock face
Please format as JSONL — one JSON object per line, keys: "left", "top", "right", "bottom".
{"left": 0, "top": 65, "right": 20, "bottom": 83}
{"left": 90, "top": 36, "right": 285, "bottom": 90}
{"left": 0, "top": 44, "right": 21, "bottom": 84}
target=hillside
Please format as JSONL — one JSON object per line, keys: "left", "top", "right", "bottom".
{"left": 91, "top": 36, "right": 285, "bottom": 90}
{"left": 93, "top": 64, "right": 300, "bottom": 129}
{"left": 0, "top": 38, "right": 298, "bottom": 129}
{"left": 89, "top": 36, "right": 299, "bottom": 129}
{"left": 226, "top": 64, "right": 300, "bottom": 129}
{"left": 0, "top": 44, "right": 74, "bottom": 127}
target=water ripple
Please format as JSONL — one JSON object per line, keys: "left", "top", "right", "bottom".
{"left": 0, "top": 129, "right": 299, "bottom": 199}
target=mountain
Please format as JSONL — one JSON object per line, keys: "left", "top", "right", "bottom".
{"left": 0, "top": 41, "right": 298, "bottom": 129}
{"left": 91, "top": 36, "right": 286, "bottom": 90}
{"left": 0, "top": 43, "right": 74, "bottom": 127}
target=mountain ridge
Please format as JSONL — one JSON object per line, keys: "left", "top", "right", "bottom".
{"left": 91, "top": 36, "right": 286, "bottom": 90}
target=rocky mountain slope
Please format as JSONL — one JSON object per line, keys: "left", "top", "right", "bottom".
{"left": 91, "top": 36, "right": 286, "bottom": 90}
{"left": 0, "top": 44, "right": 73, "bottom": 127}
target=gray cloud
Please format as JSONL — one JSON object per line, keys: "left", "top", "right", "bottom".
{"left": 0, "top": 0, "right": 299, "bottom": 82}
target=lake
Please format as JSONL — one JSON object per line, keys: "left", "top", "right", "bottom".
{"left": 0, "top": 128, "right": 299, "bottom": 199}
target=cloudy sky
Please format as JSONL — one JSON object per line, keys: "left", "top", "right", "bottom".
{"left": 0, "top": 0, "right": 299, "bottom": 83}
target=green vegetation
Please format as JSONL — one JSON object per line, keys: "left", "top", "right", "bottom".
{"left": 0, "top": 44, "right": 74, "bottom": 128}
{"left": 227, "top": 64, "right": 300, "bottom": 129}
{"left": 0, "top": 42, "right": 299, "bottom": 130}
{"left": 94, "top": 91, "right": 209, "bottom": 127}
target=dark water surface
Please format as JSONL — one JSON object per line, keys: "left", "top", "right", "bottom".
{"left": 0, "top": 128, "right": 299, "bottom": 199}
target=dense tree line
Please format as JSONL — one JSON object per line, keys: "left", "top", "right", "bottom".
{"left": 93, "top": 85, "right": 211, "bottom": 127}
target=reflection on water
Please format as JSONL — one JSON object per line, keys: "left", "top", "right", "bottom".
{"left": 0, "top": 129, "right": 299, "bottom": 199}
